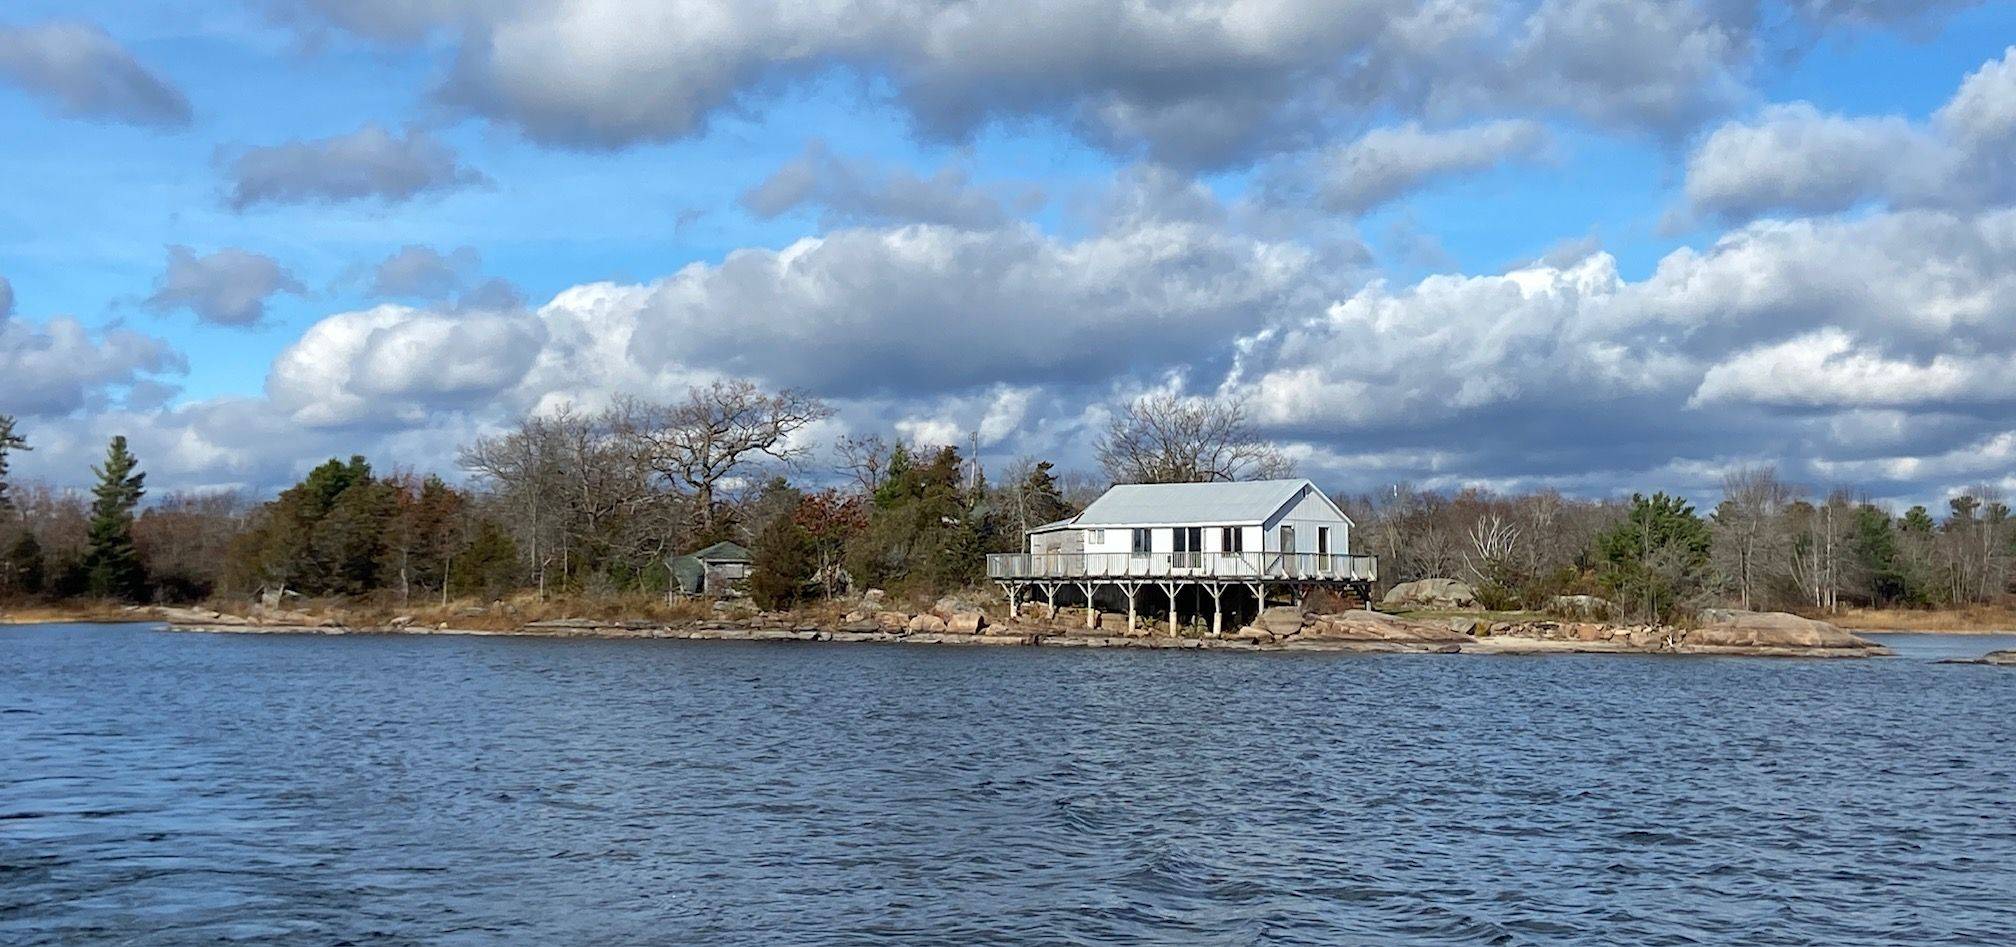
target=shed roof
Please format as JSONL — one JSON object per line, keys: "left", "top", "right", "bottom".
{"left": 681, "top": 541, "right": 751, "bottom": 563}
{"left": 1027, "top": 517, "right": 1079, "bottom": 535}
{"left": 1071, "top": 479, "right": 1333, "bottom": 527}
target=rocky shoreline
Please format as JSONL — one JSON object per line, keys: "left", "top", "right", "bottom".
{"left": 148, "top": 600, "right": 1895, "bottom": 659}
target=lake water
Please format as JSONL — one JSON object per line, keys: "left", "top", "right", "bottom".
{"left": 4, "top": 623, "right": 2014, "bottom": 945}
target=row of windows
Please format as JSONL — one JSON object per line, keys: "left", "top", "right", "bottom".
{"left": 1083, "top": 526, "right": 1329, "bottom": 554}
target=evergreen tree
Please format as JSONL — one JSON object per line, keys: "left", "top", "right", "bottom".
{"left": 1849, "top": 504, "right": 1912, "bottom": 605}
{"left": 4, "top": 530, "right": 44, "bottom": 597}
{"left": 1020, "top": 461, "right": 1073, "bottom": 527}
{"left": 748, "top": 509, "right": 816, "bottom": 610}
{"left": 232, "top": 456, "right": 392, "bottom": 596}
{"left": 82, "top": 436, "right": 147, "bottom": 600}
{"left": 449, "top": 519, "right": 520, "bottom": 600}
{"left": 1596, "top": 492, "right": 1710, "bottom": 621}
{"left": 0, "top": 414, "right": 26, "bottom": 512}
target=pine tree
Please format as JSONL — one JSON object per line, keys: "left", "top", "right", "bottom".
{"left": 83, "top": 436, "right": 147, "bottom": 601}
{"left": 0, "top": 414, "right": 26, "bottom": 512}
{"left": 449, "top": 519, "right": 520, "bottom": 600}
{"left": 1596, "top": 492, "right": 1710, "bottom": 621}
{"left": 1020, "top": 461, "right": 1073, "bottom": 527}
{"left": 4, "top": 530, "right": 43, "bottom": 597}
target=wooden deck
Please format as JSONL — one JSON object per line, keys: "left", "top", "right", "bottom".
{"left": 986, "top": 552, "right": 1379, "bottom": 637}
{"left": 986, "top": 552, "right": 1377, "bottom": 582}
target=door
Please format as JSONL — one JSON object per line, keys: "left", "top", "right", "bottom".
{"left": 1173, "top": 526, "right": 1202, "bottom": 570}
{"left": 1279, "top": 526, "right": 1296, "bottom": 577}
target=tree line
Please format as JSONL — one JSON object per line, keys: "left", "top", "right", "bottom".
{"left": 1349, "top": 467, "right": 2014, "bottom": 620}
{"left": 3, "top": 393, "right": 2011, "bottom": 621}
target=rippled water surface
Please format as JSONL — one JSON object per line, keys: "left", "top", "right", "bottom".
{"left": 4, "top": 623, "right": 2014, "bottom": 945}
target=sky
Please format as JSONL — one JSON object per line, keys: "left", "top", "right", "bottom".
{"left": 2, "top": 1, "right": 2014, "bottom": 509}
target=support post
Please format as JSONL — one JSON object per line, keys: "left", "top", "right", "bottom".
{"left": 1079, "top": 582, "right": 1096, "bottom": 628}
{"left": 1125, "top": 585, "right": 1137, "bottom": 633}
{"left": 1005, "top": 583, "right": 1019, "bottom": 619}
{"left": 1165, "top": 582, "right": 1179, "bottom": 637}
{"left": 1208, "top": 583, "right": 1224, "bottom": 637}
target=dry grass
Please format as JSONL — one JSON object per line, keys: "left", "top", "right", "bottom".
{"left": 0, "top": 602, "right": 154, "bottom": 624}
{"left": 1827, "top": 606, "right": 2016, "bottom": 633}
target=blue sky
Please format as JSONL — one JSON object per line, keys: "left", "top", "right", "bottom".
{"left": 3, "top": 1, "right": 2015, "bottom": 508}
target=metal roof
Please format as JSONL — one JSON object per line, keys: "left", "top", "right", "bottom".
{"left": 678, "top": 541, "right": 751, "bottom": 563}
{"left": 1070, "top": 479, "right": 1325, "bottom": 527}
{"left": 1027, "top": 517, "right": 1079, "bottom": 534}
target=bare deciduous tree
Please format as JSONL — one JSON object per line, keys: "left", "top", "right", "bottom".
{"left": 1711, "top": 466, "right": 1799, "bottom": 611}
{"left": 1095, "top": 393, "right": 1292, "bottom": 484}
{"left": 626, "top": 381, "right": 833, "bottom": 538}
{"left": 834, "top": 434, "right": 892, "bottom": 494}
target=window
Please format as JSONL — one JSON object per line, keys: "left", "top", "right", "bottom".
{"left": 1087, "top": 529, "right": 1105, "bottom": 544}
{"left": 1318, "top": 527, "right": 1331, "bottom": 556}
{"left": 1131, "top": 528, "right": 1151, "bottom": 554}
{"left": 1221, "top": 526, "right": 1244, "bottom": 552}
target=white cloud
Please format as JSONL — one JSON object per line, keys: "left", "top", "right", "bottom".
{"left": 144, "top": 246, "right": 306, "bottom": 327}
{"left": 741, "top": 141, "right": 1029, "bottom": 229}
{"left": 269, "top": 0, "right": 1916, "bottom": 167}
{"left": 368, "top": 245, "right": 480, "bottom": 299}
{"left": 0, "top": 315, "right": 185, "bottom": 417}
{"left": 1682, "top": 47, "right": 2016, "bottom": 221}
{"left": 1690, "top": 328, "right": 2016, "bottom": 409}
{"left": 0, "top": 20, "right": 190, "bottom": 127}
{"left": 266, "top": 303, "right": 548, "bottom": 428}
{"left": 223, "top": 124, "right": 488, "bottom": 210}
{"left": 1290, "top": 120, "right": 1552, "bottom": 214}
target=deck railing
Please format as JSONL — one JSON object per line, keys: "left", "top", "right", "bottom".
{"left": 987, "top": 551, "right": 1377, "bottom": 582}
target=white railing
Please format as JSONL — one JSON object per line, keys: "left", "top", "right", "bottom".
{"left": 987, "top": 551, "right": 1377, "bottom": 582}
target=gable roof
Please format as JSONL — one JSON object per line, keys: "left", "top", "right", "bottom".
{"left": 1069, "top": 478, "right": 1349, "bottom": 527}
{"left": 681, "top": 541, "right": 751, "bottom": 562}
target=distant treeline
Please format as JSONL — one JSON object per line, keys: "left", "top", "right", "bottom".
{"left": 2, "top": 388, "right": 2011, "bottom": 620}
{"left": 1345, "top": 471, "right": 2013, "bottom": 618}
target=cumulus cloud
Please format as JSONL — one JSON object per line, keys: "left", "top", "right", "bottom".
{"left": 145, "top": 246, "right": 306, "bottom": 327}
{"left": 264, "top": 0, "right": 1923, "bottom": 167}
{"left": 741, "top": 141, "right": 1028, "bottom": 229}
{"left": 368, "top": 245, "right": 480, "bottom": 299}
{"left": 266, "top": 302, "right": 547, "bottom": 428}
{"left": 1285, "top": 120, "right": 1552, "bottom": 215}
{"left": 1682, "top": 47, "right": 2016, "bottom": 221}
{"left": 0, "top": 315, "right": 185, "bottom": 416}
{"left": 1690, "top": 328, "right": 2016, "bottom": 410}
{"left": 620, "top": 220, "right": 1334, "bottom": 398}
{"left": 223, "top": 124, "right": 488, "bottom": 210}
{"left": 0, "top": 20, "right": 191, "bottom": 127}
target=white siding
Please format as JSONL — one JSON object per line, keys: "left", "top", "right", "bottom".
{"left": 1262, "top": 485, "right": 1351, "bottom": 553}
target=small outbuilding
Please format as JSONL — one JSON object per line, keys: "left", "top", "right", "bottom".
{"left": 670, "top": 541, "right": 753, "bottom": 596}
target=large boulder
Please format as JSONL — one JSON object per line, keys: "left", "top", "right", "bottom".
{"left": 1690, "top": 609, "right": 1878, "bottom": 649}
{"left": 1303, "top": 609, "right": 1467, "bottom": 643}
{"left": 947, "top": 612, "right": 987, "bottom": 635}
{"left": 1230, "top": 624, "right": 1276, "bottom": 643}
{"left": 1381, "top": 578, "right": 1479, "bottom": 610}
{"left": 1982, "top": 650, "right": 2016, "bottom": 666}
{"left": 907, "top": 614, "right": 948, "bottom": 633}
{"left": 1254, "top": 606, "right": 1307, "bottom": 638}
{"left": 874, "top": 611, "right": 912, "bottom": 630}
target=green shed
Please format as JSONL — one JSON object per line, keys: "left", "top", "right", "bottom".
{"left": 670, "top": 541, "right": 753, "bottom": 596}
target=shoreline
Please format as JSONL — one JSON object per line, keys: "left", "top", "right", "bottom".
{"left": 146, "top": 616, "right": 1892, "bottom": 659}
{"left": 20, "top": 603, "right": 2016, "bottom": 659}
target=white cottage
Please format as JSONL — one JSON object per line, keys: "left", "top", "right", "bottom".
{"left": 988, "top": 478, "right": 1376, "bottom": 635}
